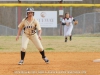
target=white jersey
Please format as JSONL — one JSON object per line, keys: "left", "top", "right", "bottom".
{"left": 62, "top": 17, "right": 74, "bottom": 26}
{"left": 62, "top": 17, "right": 74, "bottom": 36}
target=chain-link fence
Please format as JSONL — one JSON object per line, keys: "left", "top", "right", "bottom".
{"left": 0, "top": 0, "right": 100, "bottom": 36}
{"left": 73, "top": 12, "right": 100, "bottom": 35}
{"left": 0, "top": 12, "right": 100, "bottom": 36}
{"left": 0, "top": 25, "right": 17, "bottom": 36}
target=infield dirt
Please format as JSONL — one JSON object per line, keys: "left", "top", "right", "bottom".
{"left": 0, "top": 52, "right": 100, "bottom": 75}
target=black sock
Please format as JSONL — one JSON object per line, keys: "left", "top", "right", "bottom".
{"left": 21, "top": 51, "right": 26, "bottom": 60}
{"left": 40, "top": 50, "right": 45, "bottom": 58}
{"left": 70, "top": 35, "right": 72, "bottom": 40}
{"left": 65, "top": 37, "right": 67, "bottom": 39}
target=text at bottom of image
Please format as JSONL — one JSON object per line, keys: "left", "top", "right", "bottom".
{"left": 14, "top": 70, "right": 86, "bottom": 74}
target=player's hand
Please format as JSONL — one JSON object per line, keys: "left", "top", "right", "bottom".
{"left": 38, "top": 35, "right": 42, "bottom": 40}
{"left": 16, "top": 36, "right": 19, "bottom": 41}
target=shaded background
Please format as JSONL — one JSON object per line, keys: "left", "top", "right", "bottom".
{"left": 0, "top": 0, "right": 100, "bottom": 36}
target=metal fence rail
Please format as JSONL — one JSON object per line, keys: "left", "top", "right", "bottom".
{"left": 0, "top": 25, "right": 17, "bottom": 36}
{"left": 0, "top": 12, "right": 100, "bottom": 36}
{"left": 73, "top": 12, "right": 100, "bottom": 35}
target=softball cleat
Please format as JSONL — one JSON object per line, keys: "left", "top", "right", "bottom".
{"left": 70, "top": 36, "right": 72, "bottom": 41}
{"left": 18, "top": 60, "right": 24, "bottom": 65}
{"left": 65, "top": 39, "right": 67, "bottom": 42}
{"left": 42, "top": 57, "right": 49, "bottom": 64}
{"left": 65, "top": 38, "right": 67, "bottom": 42}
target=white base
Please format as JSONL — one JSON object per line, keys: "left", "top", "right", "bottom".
{"left": 93, "top": 59, "right": 100, "bottom": 62}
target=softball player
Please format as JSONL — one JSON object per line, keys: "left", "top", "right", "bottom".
{"left": 62, "top": 12, "right": 77, "bottom": 42}
{"left": 16, "top": 8, "right": 49, "bottom": 65}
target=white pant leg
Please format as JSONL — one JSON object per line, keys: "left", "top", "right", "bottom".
{"left": 29, "top": 33, "right": 43, "bottom": 52}
{"left": 21, "top": 33, "right": 29, "bottom": 51}
{"left": 67, "top": 25, "right": 73, "bottom": 36}
{"left": 64, "top": 25, "right": 68, "bottom": 37}
{"left": 64, "top": 25, "right": 73, "bottom": 37}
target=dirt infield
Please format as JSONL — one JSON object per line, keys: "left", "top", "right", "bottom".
{"left": 0, "top": 52, "right": 100, "bottom": 75}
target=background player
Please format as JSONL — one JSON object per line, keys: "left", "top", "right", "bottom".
{"left": 62, "top": 12, "right": 78, "bottom": 42}
{"left": 16, "top": 8, "right": 49, "bottom": 65}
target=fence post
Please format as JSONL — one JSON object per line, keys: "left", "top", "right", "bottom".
{"left": 70, "top": 7, "right": 72, "bottom": 17}
{"left": 83, "top": 14, "right": 85, "bottom": 34}
{"left": 6, "top": 27, "right": 7, "bottom": 36}
{"left": 93, "top": 12, "right": 96, "bottom": 33}
{"left": 15, "top": 7, "right": 18, "bottom": 36}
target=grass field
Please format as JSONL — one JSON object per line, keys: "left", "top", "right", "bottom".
{"left": 0, "top": 34, "right": 100, "bottom": 75}
{"left": 0, "top": 34, "right": 100, "bottom": 52}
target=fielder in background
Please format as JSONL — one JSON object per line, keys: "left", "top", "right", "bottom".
{"left": 62, "top": 12, "right": 78, "bottom": 42}
{"left": 16, "top": 8, "right": 49, "bottom": 65}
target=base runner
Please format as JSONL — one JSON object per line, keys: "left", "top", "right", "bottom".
{"left": 16, "top": 8, "right": 49, "bottom": 65}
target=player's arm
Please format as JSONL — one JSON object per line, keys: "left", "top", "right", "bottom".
{"left": 73, "top": 18, "right": 78, "bottom": 25}
{"left": 16, "top": 19, "right": 24, "bottom": 41}
{"left": 73, "top": 18, "right": 75, "bottom": 22}
{"left": 36, "top": 20, "right": 42, "bottom": 40}
{"left": 38, "top": 30, "right": 42, "bottom": 40}
{"left": 62, "top": 18, "right": 66, "bottom": 25}
{"left": 16, "top": 28, "right": 22, "bottom": 41}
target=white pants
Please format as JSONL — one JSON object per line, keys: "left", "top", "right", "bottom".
{"left": 21, "top": 33, "right": 43, "bottom": 52}
{"left": 64, "top": 25, "right": 73, "bottom": 37}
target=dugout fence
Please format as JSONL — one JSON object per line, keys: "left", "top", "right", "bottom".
{"left": 0, "top": 3, "right": 100, "bottom": 36}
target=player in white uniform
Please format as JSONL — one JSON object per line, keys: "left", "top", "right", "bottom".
{"left": 62, "top": 12, "right": 76, "bottom": 42}
{"left": 16, "top": 8, "right": 49, "bottom": 65}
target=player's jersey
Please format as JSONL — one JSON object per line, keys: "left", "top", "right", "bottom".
{"left": 62, "top": 17, "right": 74, "bottom": 26}
{"left": 18, "top": 17, "right": 41, "bottom": 35}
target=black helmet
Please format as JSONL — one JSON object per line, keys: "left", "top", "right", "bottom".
{"left": 26, "top": 8, "right": 34, "bottom": 16}
{"left": 26, "top": 8, "right": 34, "bottom": 12}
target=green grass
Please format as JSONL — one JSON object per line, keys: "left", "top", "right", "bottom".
{"left": 45, "top": 48, "right": 54, "bottom": 50}
{"left": 0, "top": 47, "right": 4, "bottom": 50}
{"left": 0, "top": 34, "right": 100, "bottom": 52}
